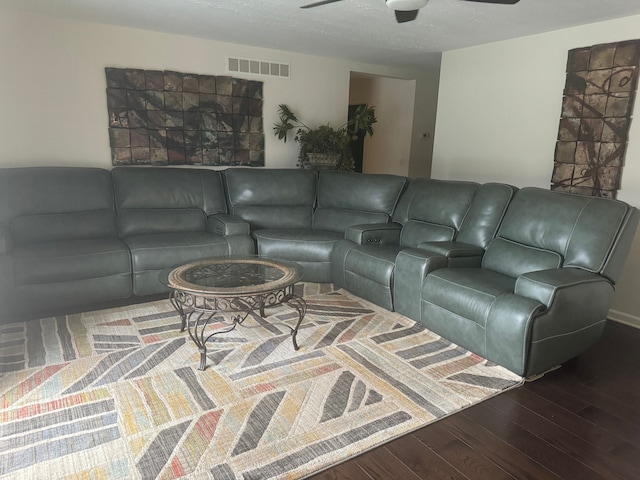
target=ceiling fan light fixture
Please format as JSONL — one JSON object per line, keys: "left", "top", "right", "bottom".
{"left": 386, "top": 0, "right": 428, "bottom": 11}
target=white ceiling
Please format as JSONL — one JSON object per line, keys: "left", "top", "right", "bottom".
{"left": 4, "top": 0, "right": 640, "bottom": 68}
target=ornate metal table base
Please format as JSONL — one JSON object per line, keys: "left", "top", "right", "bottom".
{"left": 170, "top": 285, "right": 307, "bottom": 370}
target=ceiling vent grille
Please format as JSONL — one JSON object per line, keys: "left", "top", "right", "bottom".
{"left": 227, "top": 57, "right": 290, "bottom": 79}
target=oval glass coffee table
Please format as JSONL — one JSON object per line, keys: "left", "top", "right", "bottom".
{"left": 163, "top": 256, "right": 306, "bottom": 370}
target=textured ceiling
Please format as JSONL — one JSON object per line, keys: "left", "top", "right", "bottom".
{"left": 4, "top": 0, "right": 640, "bottom": 68}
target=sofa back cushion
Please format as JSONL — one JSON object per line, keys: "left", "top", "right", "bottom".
{"left": 224, "top": 168, "right": 317, "bottom": 230}
{"left": 112, "top": 167, "right": 226, "bottom": 237}
{"left": 313, "top": 171, "right": 407, "bottom": 232}
{"left": 394, "top": 179, "right": 479, "bottom": 248}
{"left": 0, "top": 167, "right": 118, "bottom": 244}
{"left": 457, "top": 183, "right": 517, "bottom": 249}
{"left": 483, "top": 187, "right": 632, "bottom": 281}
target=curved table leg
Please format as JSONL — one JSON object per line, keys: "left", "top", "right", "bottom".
{"left": 185, "top": 310, "right": 217, "bottom": 371}
{"left": 187, "top": 310, "right": 249, "bottom": 371}
{"left": 170, "top": 290, "right": 187, "bottom": 332}
{"left": 284, "top": 294, "right": 307, "bottom": 351}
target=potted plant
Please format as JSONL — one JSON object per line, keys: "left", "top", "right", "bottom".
{"left": 273, "top": 104, "right": 376, "bottom": 171}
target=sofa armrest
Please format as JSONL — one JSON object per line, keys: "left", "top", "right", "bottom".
{"left": 417, "top": 241, "right": 484, "bottom": 259}
{"left": 394, "top": 248, "right": 448, "bottom": 321}
{"left": 489, "top": 267, "right": 615, "bottom": 376}
{"left": 345, "top": 222, "right": 402, "bottom": 245}
{"left": 208, "top": 214, "right": 250, "bottom": 236}
{"left": 514, "top": 267, "right": 611, "bottom": 307}
{"left": 485, "top": 293, "right": 544, "bottom": 375}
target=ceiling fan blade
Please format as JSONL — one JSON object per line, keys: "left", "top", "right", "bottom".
{"left": 300, "top": 0, "right": 344, "bottom": 8}
{"left": 461, "top": 0, "right": 520, "bottom": 4}
{"left": 395, "top": 9, "right": 419, "bottom": 23}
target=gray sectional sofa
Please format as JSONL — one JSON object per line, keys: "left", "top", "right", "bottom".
{"left": 1, "top": 165, "right": 637, "bottom": 377}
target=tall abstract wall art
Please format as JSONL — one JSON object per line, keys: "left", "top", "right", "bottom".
{"left": 105, "top": 68, "right": 265, "bottom": 167}
{"left": 551, "top": 40, "right": 640, "bottom": 198}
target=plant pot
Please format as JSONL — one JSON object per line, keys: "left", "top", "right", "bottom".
{"left": 307, "top": 153, "right": 339, "bottom": 170}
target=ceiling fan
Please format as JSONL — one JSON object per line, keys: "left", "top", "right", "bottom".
{"left": 301, "top": 0, "right": 521, "bottom": 24}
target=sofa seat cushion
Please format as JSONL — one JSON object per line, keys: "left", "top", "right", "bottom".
{"left": 253, "top": 229, "right": 344, "bottom": 282}
{"left": 422, "top": 268, "right": 516, "bottom": 327}
{"left": 253, "top": 229, "right": 343, "bottom": 262}
{"left": 13, "top": 238, "right": 131, "bottom": 286}
{"left": 123, "top": 232, "right": 231, "bottom": 272}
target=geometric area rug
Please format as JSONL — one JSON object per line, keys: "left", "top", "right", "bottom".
{"left": 0, "top": 283, "right": 522, "bottom": 479}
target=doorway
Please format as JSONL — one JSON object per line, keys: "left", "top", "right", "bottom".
{"left": 348, "top": 72, "right": 417, "bottom": 176}
{"left": 348, "top": 104, "right": 367, "bottom": 173}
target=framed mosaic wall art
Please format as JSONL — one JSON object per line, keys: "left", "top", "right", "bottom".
{"left": 551, "top": 40, "right": 640, "bottom": 198}
{"left": 105, "top": 68, "right": 265, "bottom": 167}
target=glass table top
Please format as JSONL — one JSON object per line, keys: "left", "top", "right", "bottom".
{"left": 162, "top": 256, "right": 303, "bottom": 296}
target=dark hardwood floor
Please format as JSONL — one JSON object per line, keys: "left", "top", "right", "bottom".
{"left": 309, "top": 320, "right": 640, "bottom": 480}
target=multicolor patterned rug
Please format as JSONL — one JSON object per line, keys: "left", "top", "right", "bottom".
{"left": 0, "top": 284, "right": 522, "bottom": 479}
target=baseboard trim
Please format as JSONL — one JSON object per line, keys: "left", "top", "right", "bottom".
{"left": 608, "top": 309, "right": 640, "bottom": 329}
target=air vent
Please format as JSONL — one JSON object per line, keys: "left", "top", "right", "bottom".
{"left": 227, "top": 56, "right": 290, "bottom": 79}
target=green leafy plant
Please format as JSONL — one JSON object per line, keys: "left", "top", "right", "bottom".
{"left": 273, "top": 104, "right": 377, "bottom": 171}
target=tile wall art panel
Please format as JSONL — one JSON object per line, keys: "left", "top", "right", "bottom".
{"left": 105, "top": 68, "right": 264, "bottom": 167}
{"left": 551, "top": 40, "right": 640, "bottom": 198}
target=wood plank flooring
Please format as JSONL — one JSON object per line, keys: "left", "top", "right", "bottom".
{"left": 309, "top": 320, "right": 640, "bottom": 480}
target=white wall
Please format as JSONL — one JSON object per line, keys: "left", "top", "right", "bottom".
{"left": 349, "top": 74, "right": 416, "bottom": 176}
{"left": 410, "top": 58, "right": 440, "bottom": 179}
{"left": 0, "top": 9, "right": 438, "bottom": 172}
{"left": 433, "top": 15, "right": 640, "bottom": 324}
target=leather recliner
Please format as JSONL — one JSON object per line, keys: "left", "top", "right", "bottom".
{"left": 112, "top": 167, "right": 254, "bottom": 296}
{"left": 420, "top": 187, "right": 639, "bottom": 376}
{"left": 0, "top": 167, "right": 132, "bottom": 318}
